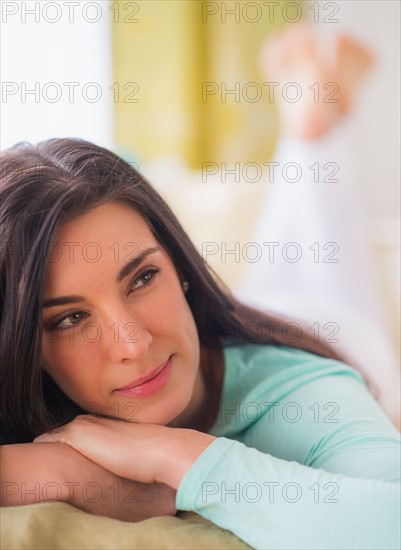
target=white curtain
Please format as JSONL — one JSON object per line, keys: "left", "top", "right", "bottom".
{"left": 0, "top": 0, "right": 113, "bottom": 150}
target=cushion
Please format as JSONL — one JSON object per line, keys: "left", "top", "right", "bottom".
{"left": 1, "top": 502, "right": 251, "bottom": 549}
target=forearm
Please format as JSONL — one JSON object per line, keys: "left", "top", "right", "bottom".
{"left": 1, "top": 443, "right": 176, "bottom": 521}
{"left": 1, "top": 442, "right": 73, "bottom": 506}
{"left": 176, "top": 437, "right": 401, "bottom": 550}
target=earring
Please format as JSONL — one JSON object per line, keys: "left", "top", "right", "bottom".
{"left": 182, "top": 281, "right": 189, "bottom": 293}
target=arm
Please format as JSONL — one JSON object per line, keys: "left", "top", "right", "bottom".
{"left": 32, "top": 358, "right": 400, "bottom": 548}
{"left": 1, "top": 442, "right": 73, "bottom": 506}
{"left": 177, "top": 437, "right": 400, "bottom": 550}
{"left": 176, "top": 370, "right": 401, "bottom": 550}
{"left": 0, "top": 442, "right": 176, "bottom": 522}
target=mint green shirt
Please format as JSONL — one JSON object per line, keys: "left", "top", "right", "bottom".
{"left": 176, "top": 344, "right": 401, "bottom": 549}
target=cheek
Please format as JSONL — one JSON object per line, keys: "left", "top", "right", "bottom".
{"left": 41, "top": 337, "right": 99, "bottom": 397}
{"left": 42, "top": 336, "right": 90, "bottom": 371}
{"left": 173, "top": 299, "right": 200, "bottom": 367}
{"left": 153, "top": 290, "right": 199, "bottom": 343}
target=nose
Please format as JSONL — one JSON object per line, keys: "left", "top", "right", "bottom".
{"left": 103, "top": 312, "right": 153, "bottom": 364}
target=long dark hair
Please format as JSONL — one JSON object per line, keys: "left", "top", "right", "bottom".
{"left": 0, "top": 138, "right": 372, "bottom": 444}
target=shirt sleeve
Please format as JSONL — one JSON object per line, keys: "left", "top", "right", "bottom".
{"left": 175, "top": 365, "right": 401, "bottom": 550}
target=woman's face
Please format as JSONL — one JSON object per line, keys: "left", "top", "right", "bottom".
{"left": 41, "top": 201, "right": 205, "bottom": 426}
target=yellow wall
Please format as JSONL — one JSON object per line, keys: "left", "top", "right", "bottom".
{"left": 112, "top": 0, "right": 293, "bottom": 168}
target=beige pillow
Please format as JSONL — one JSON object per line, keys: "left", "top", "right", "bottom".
{"left": 1, "top": 502, "right": 251, "bottom": 549}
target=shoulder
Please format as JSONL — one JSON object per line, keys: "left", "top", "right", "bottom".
{"left": 215, "top": 344, "right": 400, "bottom": 482}
{"left": 214, "top": 343, "right": 369, "bottom": 437}
{"left": 222, "top": 343, "right": 366, "bottom": 402}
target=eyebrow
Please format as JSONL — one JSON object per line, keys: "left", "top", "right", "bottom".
{"left": 116, "top": 246, "right": 160, "bottom": 282}
{"left": 43, "top": 246, "right": 161, "bottom": 309}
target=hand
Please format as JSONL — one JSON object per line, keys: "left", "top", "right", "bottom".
{"left": 34, "top": 414, "right": 217, "bottom": 489}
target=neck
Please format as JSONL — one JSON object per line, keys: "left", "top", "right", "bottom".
{"left": 168, "top": 345, "right": 224, "bottom": 433}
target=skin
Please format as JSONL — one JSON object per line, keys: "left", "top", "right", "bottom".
{"left": 42, "top": 201, "right": 208, "bottom": 427}
{"left": 258, "top": 23, "right": 373, "bottom": 139}
{"left": 1, "top": 443, "right": 177, "bottom": 521}
{"left": 37, "top": 201, "right": 219, "bottom": 490}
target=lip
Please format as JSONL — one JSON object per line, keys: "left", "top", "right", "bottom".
{"left": 114, "top": 356, "right": 173, "bottom": 397}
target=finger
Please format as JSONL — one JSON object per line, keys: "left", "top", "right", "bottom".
{"left": 33, "top": 431, "right": 69, "bottom": 444}
{"left": 33, "top": 414, "right": 106, "bottom": 443}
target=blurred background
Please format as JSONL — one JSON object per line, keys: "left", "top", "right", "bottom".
{"left": 1, "top": 1, "right": 400, "bottom": 420}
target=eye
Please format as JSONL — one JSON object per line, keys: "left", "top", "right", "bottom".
{"left": 128, "top": 267, "right": 160, "bottom": 293}
{"left": 46, "top": 311, "right": 88, "bottom": 332}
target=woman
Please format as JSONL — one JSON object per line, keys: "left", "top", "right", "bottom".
{"left": 0, "top": 136, "right": 399, "bottom": 549}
